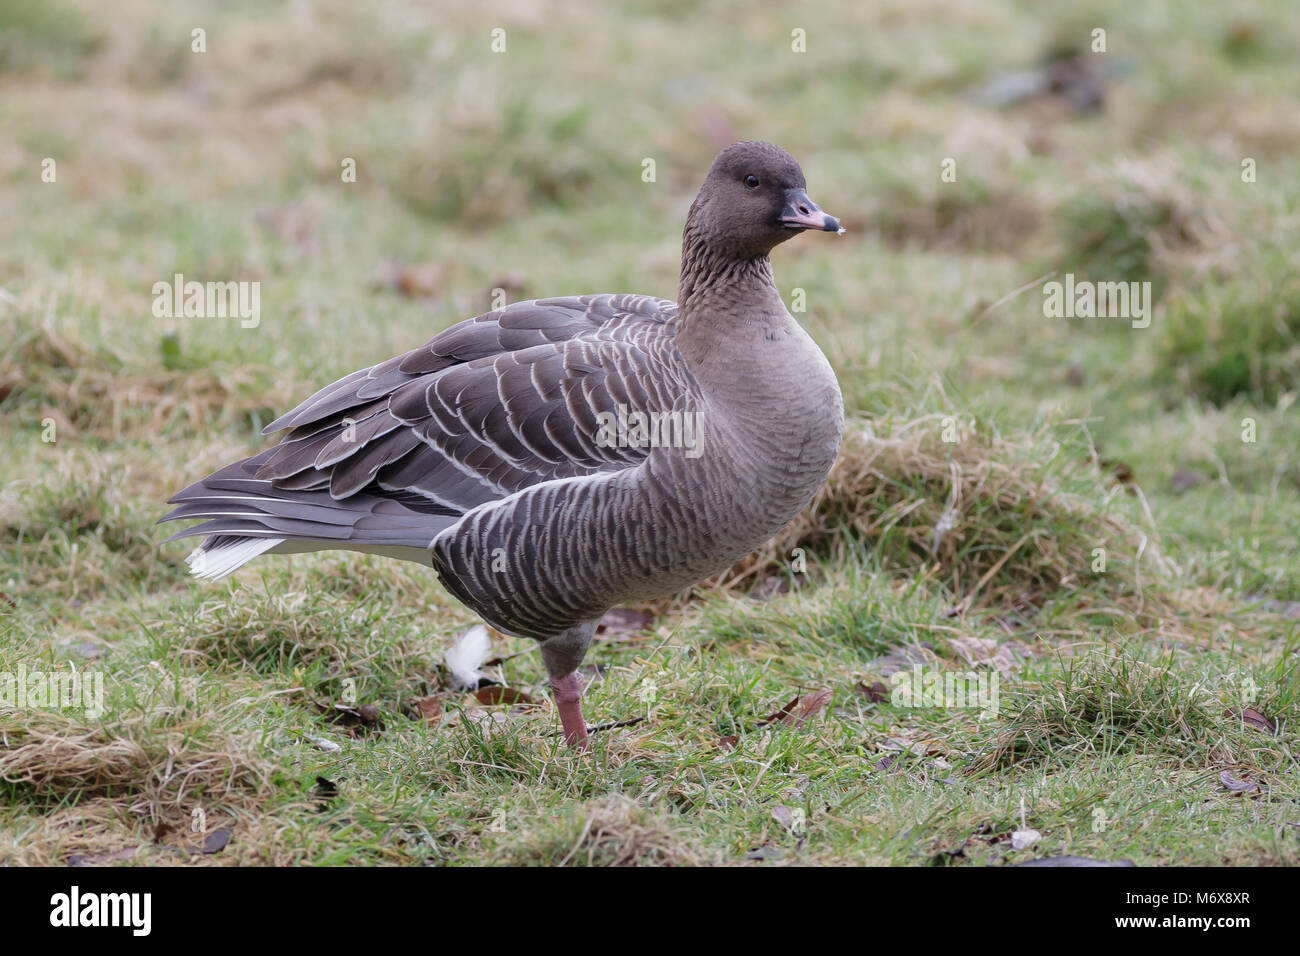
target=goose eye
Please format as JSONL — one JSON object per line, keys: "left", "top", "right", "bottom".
{"left": 744, "top": 175, "right": 759, "bottom": 189}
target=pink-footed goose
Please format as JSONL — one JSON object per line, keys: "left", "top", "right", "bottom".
{"left": 161, "top": 141, "right": 845, "bottom": 748}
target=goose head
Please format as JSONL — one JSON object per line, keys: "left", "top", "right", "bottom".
{"left": 687, "top": 141, "right": 843, "bottom": 261}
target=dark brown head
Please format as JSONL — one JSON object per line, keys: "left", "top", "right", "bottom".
{"left": 686, "top": 141, "right": 842, "bottom": 260}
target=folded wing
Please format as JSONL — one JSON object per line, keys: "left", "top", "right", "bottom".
{"left": 160, "top": 294, "right": 685, "bottom": 570}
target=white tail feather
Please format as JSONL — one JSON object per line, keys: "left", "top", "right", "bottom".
{"left": 186, "top": 537, "right": 285, "bottom": 580}
{"left": 184, "top": 536, "right": 435, "bottom": 581}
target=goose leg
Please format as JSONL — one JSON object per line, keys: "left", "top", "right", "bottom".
{"left": 549, "top": 671, "right": 589, "bottom": 749}
{"left": 540, "top": 621, "right": 597, "bottom": 750}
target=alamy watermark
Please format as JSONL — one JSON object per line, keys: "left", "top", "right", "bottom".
{"left": 1042, "top": 273, "right": 1151, "bottom": 328}
{"left": 0, "top": 664, "right": 105, "bottom": 718}
{"left": 890, "top": 664, "right": 999, "bottom": 719}
{"left": 152, "top": 273, "right": 261, "bottom": 328}
{"left": 595, "top": 404, "right": 704, "bottom": 459}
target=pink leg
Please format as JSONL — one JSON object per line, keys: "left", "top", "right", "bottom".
{"left": 549, "top": 671, "right": 589, "bottom": 750}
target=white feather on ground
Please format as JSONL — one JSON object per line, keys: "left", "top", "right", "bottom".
{"left": 445, "top": 624, "right": 492, "bottom": 690}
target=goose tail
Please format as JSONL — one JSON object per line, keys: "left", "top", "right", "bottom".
{"left": 160, "top": 449, "right": 462, "bottom": 579}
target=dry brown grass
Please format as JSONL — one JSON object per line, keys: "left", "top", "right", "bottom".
{"left": 697, "top": 407, "right": 1201, "bottom": 637}
{"left": 1, "top": 308, "right": 291, "bottom": 441}
{"left": 0, "top": 711, "right": 274, "bottom": 804}
{"left": 494, "top": 795, "right": 710, "bottom": 866}
{"left": 875, "top": 190, "right": 1043, "bottom": 253}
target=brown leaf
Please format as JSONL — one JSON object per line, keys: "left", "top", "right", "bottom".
{"left": 854, "top": 680, "right": 890, "bottom": 702}
{"left": 315, "top": 701, "right": 384, "bottom": 733}
{"left": 0, "top": 592, "right": 15, "bottom": 611}
{"left": 201, "top": 828, "right": 233, "bottom": 854}
{"left": 162, "top": 828, "right": 234, "bottom": 857}
{"left": 1218, "top": 770, "right": 1260, "bottom": 794}
{"left": 761, "top": 695, "right": 800, "bottom": 726}
{"left": 597, "top": 607, "right": 654, "bottom": 635}
{"left": 761, "top": 688, "right": 832, "bottom": 728}
{"left": 1226, "top": 707, "right": 1276, "bottom": 734}
{"left": 474, "top": 686, "right": 536, "bottom": 706}
{"left": 413, "top": 696, "right": 442, "bottom": 727}
{"left": 717, "top": 735, "right": 739, "bottom": 751}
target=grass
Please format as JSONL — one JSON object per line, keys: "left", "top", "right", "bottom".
{"left": 1, "top": 0, "right": 1298, "bottom": 866}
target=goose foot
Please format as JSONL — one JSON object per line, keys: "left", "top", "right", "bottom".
{"left": 549, "top": 671, "right": 589, "bottom": 750}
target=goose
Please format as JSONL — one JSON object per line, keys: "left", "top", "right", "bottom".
{"left": 161, "top": 141, "right": 845, "bottom": 748}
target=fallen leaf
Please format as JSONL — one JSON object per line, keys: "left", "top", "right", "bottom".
{"left": 474, "top": 685, "right": 536, "bottom": 706}
{"left": 760, "top": 688, "right": 833, "bottom": 728}
{"left": 1218, "top": 770, "right": 1259, "bottom": 793}
{"left": 200, "top": 828, "right": 233, "bottom": 854}
{"left": 315, "top": 701, "right": 384, "bottom": 734}
{"left": 761, "top": 696, "right": 800, "bottom": 725}
{"left": 717, "top": 735, "right": 739, "bottom": 751}
{"left": 161, "top": 827, "right": 234, "bottom": 858}
{"left": 413, "top": 696, "right": 443, "bottom": 727}
{"left": 854, "top": 680, "right": 890, "bottom": 702}
{"left": 1225, "top": 707, "right": 1276, "bottom": 734}
{"left": 310, "top": 736, "right": 341, "bottom": 753}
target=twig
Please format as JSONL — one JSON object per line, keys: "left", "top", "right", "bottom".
{"left": 970, "top": 270, "right": 1056, "bottom": 327}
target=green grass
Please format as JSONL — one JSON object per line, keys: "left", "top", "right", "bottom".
{"left": 1, "top": 0, "right": 1298, "bottom": 866}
